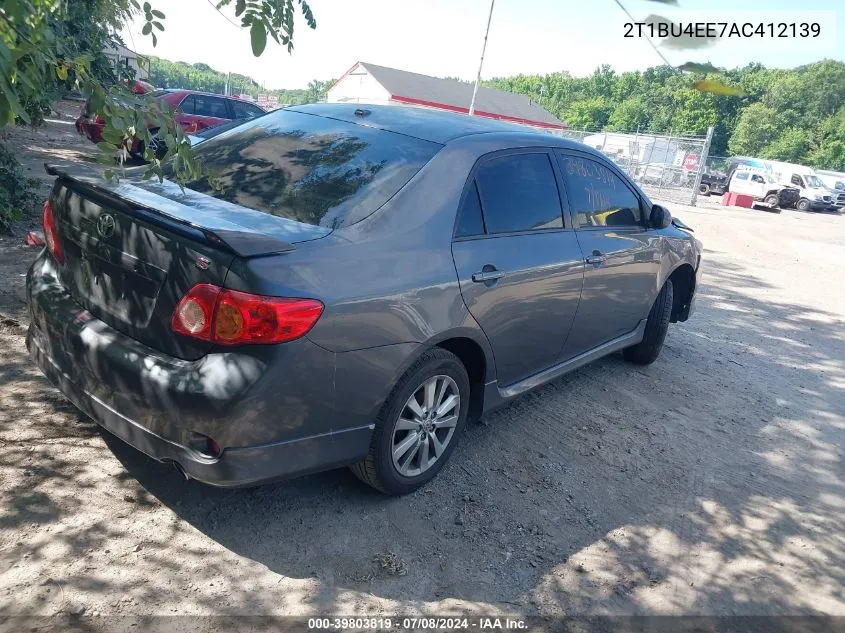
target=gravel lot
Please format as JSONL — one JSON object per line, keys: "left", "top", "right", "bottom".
{"left": 1, "top": 111, "right": 843, "bottom": 625}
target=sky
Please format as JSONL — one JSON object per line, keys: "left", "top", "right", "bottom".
{"left": 121, "top": 0, "right": 844, "bottom": 90}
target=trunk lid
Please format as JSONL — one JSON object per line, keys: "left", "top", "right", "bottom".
{"left": 46, "top": 162, "right": 331, "bottom": 360}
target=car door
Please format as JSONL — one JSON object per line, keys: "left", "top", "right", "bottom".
{"left": 451, "top": 150, "right": 585, "bottom": 387}
{"left": 555, "top": 150, "right": 661, "bottom": 360}
{"left": 749, "top": 173, "right": 768, "bottom": 197}
{"left": 730, "top": 170, "right": 752, "bottom": 195}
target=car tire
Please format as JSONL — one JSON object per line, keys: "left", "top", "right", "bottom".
{"left": 698, "top": 183, "right": 711, "bottom": 196}
{"left": 764, "top": 194, "right": 780, "bottom": 208}
{"left": 796, "top": 198, "right": 810, "bottom": 211}
{"left": 350, "top": 348, "right": 470, "bottom": 495}
{"left": 623, "top": 279, "right": 674, "bottom": 366}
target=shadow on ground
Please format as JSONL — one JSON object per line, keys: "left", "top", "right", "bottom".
{"left": 1, "top": 249, "right": 843, "bottom": 616}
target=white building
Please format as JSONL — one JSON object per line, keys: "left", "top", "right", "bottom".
{"left": 103, "top": 43, "right": 149, "bottom": 80}
{"left": 326, "top": 61, "right": 566, "bottom": 132}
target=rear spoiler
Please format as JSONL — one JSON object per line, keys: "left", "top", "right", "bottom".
{"left": 45, "top": 162, "right": 297, "bottom": 257}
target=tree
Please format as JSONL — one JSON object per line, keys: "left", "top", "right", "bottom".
{"left": 806, "top": 108, "right": 845, "bottom": 171}
{"left": 302, "top": 78, "right": 334, "bottom": 104}
{"left": 0, "top": 0, "right": 317, "bottom": 187}
{"left": 728, "top": 103, "right": 784, "bottom": 157}
{"left": 607, "top": 96, "right": 651, "bottom": 132}
{"left": 565, "top": 97, "right": 612, "bottom": 131}
{"left": 761, "top": 127, "right": 811, "bottom": 164}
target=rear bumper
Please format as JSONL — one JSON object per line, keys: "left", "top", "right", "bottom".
{"left": 26, "top": 254, "right": 373, "bottom": 487}
{"left": 28, "top": 335, "right": 371, "bottom": 486}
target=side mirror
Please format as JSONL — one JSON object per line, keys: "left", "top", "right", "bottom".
{"left": 650, "top": 204, "right": 672, "bottom": 229}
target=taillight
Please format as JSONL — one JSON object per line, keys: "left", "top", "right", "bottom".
{"left": 41, "top": 200, "right": 64, "bottom": 265}
{"left": 171, "top": 284, "right": 324, "bottom": 346}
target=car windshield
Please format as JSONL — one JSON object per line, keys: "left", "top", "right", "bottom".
{"left": 172, "top": 109, "right": 442, "bottom": 228}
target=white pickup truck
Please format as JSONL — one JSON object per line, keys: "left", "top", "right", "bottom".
{"left": 728, "top": 168, "right": 800, "bottom": 210}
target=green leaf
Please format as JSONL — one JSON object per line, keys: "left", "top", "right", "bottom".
{"left": 152, "top": 32, "right": 158, "bottom": 47}
{"left": 678, "top": 62, "right": 720, "bottom": 74}
{"left": 97, "top": 142, "right": 116, "bottom": 152}
{"left": 142, "top": 23, "right": 152, "bottom": 35}
{"left": 152, "top": 21, "right": 164, "bottom": 31}
{"left": 235, "top": 0, "right": 246, "bottom": 16}
{"left": 0, "top": 72, "right": 30, "bottom": 124}
{"left": 56, "top": 64, "right": 68, "bottom": 81}
{"left": 693, "top": 79, "right": 746, "bottom": 96}
{"left": 250, "top": 20, "right": 268, "bottom": 56}
{"left": 151, "top": 9, "right": 165, "bottom": 18}
{"left": 143, "top": 2, "right": 151, "bottom": 11}
{"left": 102, "top": 127, "right": 124, "bottom": 144}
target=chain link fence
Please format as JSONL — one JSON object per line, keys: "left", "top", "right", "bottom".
{"left": 552, "top": 128, "right": 714, "bottom": 206}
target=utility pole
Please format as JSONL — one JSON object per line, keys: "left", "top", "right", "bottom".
{"left": 469, "top": 0, "right": 495, "bottom": 116}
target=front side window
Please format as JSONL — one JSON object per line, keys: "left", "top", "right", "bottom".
{"left": 474, "top": 153, "right": 563, "bottom": 234}
{"left": 751, "top": 174, "right": 765, "bottom": 184}
{"left": 557, "top": 154, "right": 643, "bottom": 228}
{"left": 175, "top": 109, "right": 442, "bottom": 228}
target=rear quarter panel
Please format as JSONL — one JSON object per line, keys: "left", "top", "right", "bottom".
{"left": 222, "top": 140, "right": 490, "bottom": 353}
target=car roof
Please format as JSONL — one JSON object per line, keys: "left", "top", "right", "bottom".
{"left": 165, "top": 89, "right": 242, "bottom": 100}
{"left": 286, "top": 103, "right": 584, "bottom": 147}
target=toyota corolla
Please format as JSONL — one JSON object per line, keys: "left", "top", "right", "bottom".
{"left": 27, "top": 104, "right": 702, "bottom": 495}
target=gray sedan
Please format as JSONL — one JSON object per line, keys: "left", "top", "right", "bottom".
{"left": 27, "top": 104, "right": 702, "bottom": 495}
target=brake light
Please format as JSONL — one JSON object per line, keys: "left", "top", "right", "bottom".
{"left": 41, "top": 200, "right": 64, "bottom": 265}
{"left": 171, "top": 284, "right": 324, "bottom": 345}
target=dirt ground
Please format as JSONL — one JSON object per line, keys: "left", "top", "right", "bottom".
{"left": 1, "top": 108, "right": 844, "bottom": 625}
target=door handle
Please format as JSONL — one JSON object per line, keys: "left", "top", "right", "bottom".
{"left": 585, "top": 252, "right": 606, "bottom": 266}
{"left": 472, "top": 269, "right": 505, "bottom": 283}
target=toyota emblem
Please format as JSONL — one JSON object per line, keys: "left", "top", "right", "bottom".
{"left": 97, "top": 213, "right": 116, "bottom": 239}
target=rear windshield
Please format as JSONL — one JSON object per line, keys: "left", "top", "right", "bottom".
{"left": 175, "top": 109, "right": 442, "bottom": 228}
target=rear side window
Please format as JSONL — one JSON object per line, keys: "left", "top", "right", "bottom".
{"left": 735, "top": 172, "right": 749, "bottom": 180}
{"left": 558, "top": 154, "right": 643, "bottom": 228}
{"left": 455, "top": 181, "right": 485, "bottom": 238}
{"left": 230, "top": 100, "right": 265, "bottom": 119}
{"left": 180, "top": 94, "right": 230, "bottom": 118}
{"left": 474, "top": 153, "right": 563, "bottom": 234}
{"left": 178, "top": 109, "right": 442, "bottom": 228}
{"left": 177, "top": 94, "right": 195, "bottom": 114}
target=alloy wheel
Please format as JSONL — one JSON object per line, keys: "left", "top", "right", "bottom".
{"left": 391, "top": 375, "right": 460, "bottom": 477}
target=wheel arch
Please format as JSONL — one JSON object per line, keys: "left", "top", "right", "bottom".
{"left": 667, "top": 263, "right": 696, "bottom": 323}
{"left": 389, "top": 329, "right": 494, "bottom": 424}
{"left": 434, "top": 336, "right": 489, "bottom": 422}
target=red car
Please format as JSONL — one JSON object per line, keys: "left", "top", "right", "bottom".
{"left": 75, "top": 88, "right": 266, "bottom": 156}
